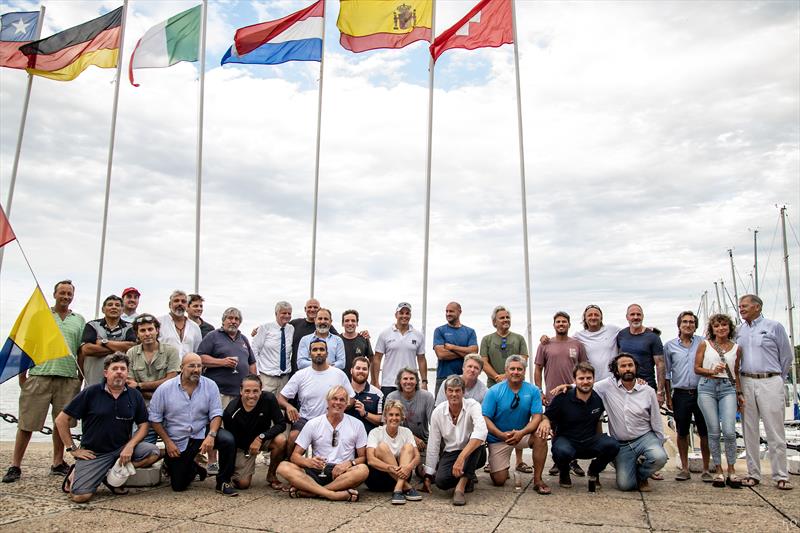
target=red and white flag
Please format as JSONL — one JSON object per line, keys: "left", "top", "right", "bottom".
{"left": 0, "top": 205, "right": 16, "bottom": 248}
{"left": 430, "top": 0, "right": 513, "bottom": 62}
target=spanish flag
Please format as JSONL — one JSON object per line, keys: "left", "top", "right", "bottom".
{"left": 337, "top": 0, "right": 432, "bottom": 53}
{"left": 0, "top": 287, "right": 70, "bottom": 383}
{"left": 19, "top": 7, "right": 122, "bottom": 81}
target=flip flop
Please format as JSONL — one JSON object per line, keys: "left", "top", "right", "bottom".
{"left": 650, "top": 472, "right": 664, "bottom": 481}
{"left": 101, "top": 479, "right": 129, "bottom": 495}
{"left": 740, "top": 477, "right": 760, "bottom": 487}
{"left": 61, "top": 464, "right": 75, "bottom": 494}
{"left": 345, "top": 488, "right": 359, "bottom": 502}
{"left": 269, "top": 479, "right": 289, "bottom": 491}
{"left": 515, "top": 462, "right": 533, "bottom": 473}
{"left": 776, "top": 480, "right": 793, "bottom": 491}
{"left": 533, "top": 482, "right": 551, "bottom": 495}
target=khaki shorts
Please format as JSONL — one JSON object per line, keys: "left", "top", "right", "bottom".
{"left": 232, "top": 442, "right": 271, "bottom": 481}
{"left": 258, "top": 373, "right": 289, "bottom": 395}
{"left": 488, "top": 437, "right": 531, "bottom": 473}
{"left": 220, "top": 394, "right": 237, "bottom": 409}
{"left": 18, "top": 376, "right": 81, "bottom": 432}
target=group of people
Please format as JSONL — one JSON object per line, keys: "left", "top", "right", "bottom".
{"left": 2, "top": 280, "right": 795, "bottom": 506}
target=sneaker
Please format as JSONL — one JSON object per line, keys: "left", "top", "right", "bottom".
{"left": 2, "top": 466, "right": 21, "bottom": 483}
{"left": 700, "top": 471, "right": 714, "bottom": 483}
{"left": 216, "top": 482, "right": 239, "bottom": 496}
{"left": 570, "top": 460, "right": 585, "bottom": 477}
{"left": 50, "top": 462, "right": 71, "bottom": 476}
{"left": 207, "top": 463, "right": 220, "bottom": 476}
{"left": 403, "top": 488, "right": 422, "bottom": 501}
{"left": 675, "top": 470, "right": 691, "bottom": 481}
{"left": 391, "top": 491, "right": 406, "bottom": 505}
{"left": 559, "top": 471, "right": 572, "bottom": 488}
{"left": 548, "top": 464, "right": 559, "bottom": 476}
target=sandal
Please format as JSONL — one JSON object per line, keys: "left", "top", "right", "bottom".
{"left": 740, "top": 477, "right": 760, "bottom": 487}
{"left": 533, "top": 482, "right": 551, "bottom": 495}
{"left": 61, "top": 464, "right": 75, "bottom": 493}
{"left": 345, "top": 488, "right": 359, "bottom": 502}
{"left": 712, "top": 474, "right": 725, "bottom": 488}
{"left": 726, "top": 476, "right": 742, "bottom": 489}
{"left": 515, "top": 462, "right": 533, "bottom": 473}
{"left": 650, "top": 471, "right": 664, "bottom": 481}
{"left": 269, "top": 479, "right": 289, "bottom": 491}
{"left": 101, "top": 479, "right": 129, "bottom": 495}
{"left": 776, "top": 480, "right": 793, "bottom": 491}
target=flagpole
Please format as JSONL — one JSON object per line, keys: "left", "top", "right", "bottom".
{"left": 94, "top": 0, "right": 128, "bottom": 317}
{"left": 0, "top": 5, "right": 46, "bottom": 275}
{"left": 193, "top": 0, "right": 208, "bottom": 294}
{"left": 510, "top": 0, "right": 534, "bottom": 382}
{"left": 421, "top": 0, "right": 437, "bottom": 341}
{"left": 309, "top": 0, "right": 328, "bottom": 298}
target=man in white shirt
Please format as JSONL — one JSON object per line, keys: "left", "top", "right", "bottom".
{"left": 422, "top": 375, "right": 488, "bottom": 506}
{"left": 278, "top": 339, "right": 354, "bottom": 456}
{"left": 158, "top": 290, "right": 202, "bottom": 358}
{"left": 276, "top": 385, "right": 368, "bottom": 501}
{"left": 296, "top": 308, "right": 346, "bottom": 370}
{"left": 250, "top": 301, "right": 294, "bottom": 394}
{"left": 571, "top": 305, "right": 621, "bottom": 382}
{"left": 373, "top": 302, "right": 427, "bottom": 397}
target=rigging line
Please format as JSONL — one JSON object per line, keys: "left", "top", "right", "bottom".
{"left": 758, "top": 216, "right": 780, "bottom": 291}
{"left": 732, "top": 263, "right": 749, "bottom": 294}
{"left": 771, "top": 273, "right": 782, "bottom": 319}
{"left": 787, "top": 213, "right": 800, "bottom": 248}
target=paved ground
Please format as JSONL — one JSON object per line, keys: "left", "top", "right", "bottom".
{"left": 1, "top": 442, "right": 798, "bottom": 532}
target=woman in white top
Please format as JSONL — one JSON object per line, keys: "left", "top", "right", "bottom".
{"left": 366, "top": 400, "right": 423, "bottom": 505}
{"left": 694, "top": 314, "right": 744, "bottom": 489}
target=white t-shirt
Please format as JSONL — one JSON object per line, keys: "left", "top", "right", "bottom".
{"left": 572, "top": 324, "right": 621, "bottom": 382}
{"left": 281, "top": 366, "right": 354, "bottom": 420}
{"left": 158, "top": 314, "right": 202, "bottom": 358}
{"left": 367, "top": 425, "right": 416, "bottom": 456}
{"left": 296, "top": 414, "right": 367, "bottom": 465}
{"left": 375, "top": 325, "right": 425, "bottom": 387}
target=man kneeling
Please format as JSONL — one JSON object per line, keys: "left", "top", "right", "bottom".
{"left": 222, "top": 374, "right": 287, "bottom": 490}
{"left": 537, "top": 362, "right": 619, "bottom": 491}
{"left": 56, "top": 353, "right": 159, "bottom": 503}
{"left": 277, "top": 386, "right": 369, "bottom": 501}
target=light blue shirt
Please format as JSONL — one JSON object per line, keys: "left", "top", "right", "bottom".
{"left": 296, "top": 332, "right": 346, "bottom": 370}
{"left": 663, "top": 335, "right": 703, "bottom": 389}
{"left": 736, "top": 315, "right": 793, "bottom": 377}
{"left": 482, "top": 381, "right": 543, "bottom": 444}
{"left": 148, "top": 376, "right": 223, "bottom": 452}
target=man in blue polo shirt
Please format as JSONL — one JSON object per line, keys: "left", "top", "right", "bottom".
{"left": 482, "top": 355, "right": 549, "bottom": 494}
{"left": 433, "top": 302, "right": 478, "bottom": 396}
{"left": 616, "top": 304, "right": 665, "bottom": 402}
{"left": 536, "top": 362, "right": 619, "bottom": 491}
{"left": 55, "top": 353, "right": 160, "bottom": 503}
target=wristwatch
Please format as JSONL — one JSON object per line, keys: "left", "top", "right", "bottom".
{"left": 350, "top": 459, "right": 357, "bottom": 468}
{"left": 66, "top": 445, "right": 76, "bottom": 453}
{"left": 208, "top": 431, "right": 217, "bottom": 438}
{"left": 258, "top": 433, "right": 267, "bottom": 440}
{"left": 100, "top": 338, "right": 109, "bottom": 346}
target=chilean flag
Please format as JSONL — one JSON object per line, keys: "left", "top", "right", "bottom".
{"left": 221, "top": 0, "right": 324, "bottom": 66}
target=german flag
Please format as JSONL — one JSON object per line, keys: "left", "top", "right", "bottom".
{"left": 19, "top": 7, "right": 122, "bottom": 82}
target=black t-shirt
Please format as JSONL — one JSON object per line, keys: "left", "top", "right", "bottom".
{"left": 63, "top": 383, "right": 148, "bottom": 453}
{"left": 289, "top": 318, "right": 338, "bottom": 373}
{"left": 342, "top": 335, "right": 374, "bottom": 379}
{"left": 222, "top": 392, "right": 286, "bottom": 451}
{"left": 545, "top": 388, "right": 605, "bottom": 443}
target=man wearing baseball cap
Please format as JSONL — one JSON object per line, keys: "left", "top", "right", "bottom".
{"left": 373, "top": 303, "right": 427, "bottom": 397}
{"left": 121, "top": 287, "right": 140, "bottom": 322}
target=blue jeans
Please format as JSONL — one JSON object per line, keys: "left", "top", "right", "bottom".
{"left": 697, "top": 377, "right": 737, "bottom": 468}
{"left": 614, "top": 431, "right": 667, "bottom": 491}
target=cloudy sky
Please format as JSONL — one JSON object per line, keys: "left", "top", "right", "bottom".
{"left": 1, "top": 0, "right": 798, "bottom": 370}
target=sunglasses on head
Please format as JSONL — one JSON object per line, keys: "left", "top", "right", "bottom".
{"left": 134, "top": 315, "right": 157, "bottom": 325}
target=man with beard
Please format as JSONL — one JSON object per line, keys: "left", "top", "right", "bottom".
{"left": 434, "top": 354, "right": 487, "bottom": 406}
{"left": 433, "top": 302, "right": 478, "bottom": 395}
{"left": 286, "top": 299, "right": 338, "bottom": 373}
{"left": 296, "top": 308, "right": 346, "bottom": 370}
{"left": 120, "top": 287, "right": 140, "bottom": 322}
{"left": 580, "top": 353, "right": 666, "bottom": 491}
{"left": 251, "top": 301, "right": 294, "bottom": 394}
{"left": 149, "top": 353, "right": 238, "bottom": 496}
{"left": 617, "top": 304, "right": 665, "bottom": 403}
{"left": 188, "top": 294, "right": 215, "bottom": 338}
{"left": 55, "top": 353, "right": 160, "bottom": 502}
{"left": 422, "top": 375, "right": 488, "bottom": 506}
{"left": 535, "top": 311, "right": 588, "bottom": 477}
{"left": 374, "top": 302, "right": 427, "bottom": 397}
{"left": 222, "top": 374, "right": 287, "bottom": 490}
{"left": 159, "top": 290, "right": 203, "bottom": 357}
{"left": 346, "top": 356, "right": 384, "bottom": 434}
{"left": 483, "top": 355, "right": 548, "bottom": 493}
{"left": 341, "top": 309, "right": 374, "bottom": 380}
{"left": 79, "top": 295, "right": 136, "bottom": 386}
{"left": 278, "top": 339, "right": 355, "bottom": 456}
{"left": 536, "top": 362, "right": 619, "bottom": 492}
{"left": 572, "top": 305, "right": 622, "bottom": 382}
{"left": 276, "top": 386, "right": 369, "bottom": 501}
{"left": 386, "top": 369, "right": 435, "bottom": 461}
{"left": 3, "top": 280, "right": 85, "bottom": 484}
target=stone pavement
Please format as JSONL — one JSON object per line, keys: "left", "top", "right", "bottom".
{"left": 1, "top": 442, "right": 798, "bottom": 532}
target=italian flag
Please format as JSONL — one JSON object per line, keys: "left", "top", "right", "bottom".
{"left": 128, "top": 5, "right": 201, "bottom": 87}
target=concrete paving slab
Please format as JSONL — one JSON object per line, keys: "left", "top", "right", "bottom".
{"left": 0, "top": 507, "right": 174, "bottom": 533}
{"left": 329, "top": 506, "right": 502, "bottom": 533}
{"left": 640, "top": 481, "right": 768, "bottom": 506}
{"left": 647, "top": 501, "right": 795, "bottom": 532}
{"left": 510, "top": 491, "right": 649, "bottom": 529}
{"left": 751, "top": 483, "right": 800, "bottom": 526}
{"left": 497, "top": 516, "right": 649, "bottom": 532}
{"left": 159, "top": 520, "right": 266, "bottom": 533}
{"left": 0, "top": 493, "right": 74, "bottom": 526}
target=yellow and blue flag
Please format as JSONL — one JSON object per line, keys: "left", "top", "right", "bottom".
{"left": 0, "top": 287, "right": 70, "bottom": 383}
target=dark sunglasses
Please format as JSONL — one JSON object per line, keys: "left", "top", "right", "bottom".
{"left": 500, "top": 337, "right": 508, "bottom": 350}
{"left": 510, "top": 393, "right": 520, "bottom": 410}
{"left": 332, "top": 429, "right": 339, "bottom": 447}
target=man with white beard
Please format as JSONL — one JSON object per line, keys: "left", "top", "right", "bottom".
{"left": 158, "top": 290, "right": 203, "bottom": 357}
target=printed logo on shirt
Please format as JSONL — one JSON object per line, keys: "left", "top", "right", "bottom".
{"left": 412, "top": 340, "right": 417, "bottom": 345}
{"left": 591, "top": 408, "right": 601, "bottom": 414}
{"left": 569, "top": 348, "right": 578, "bottom": 359}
